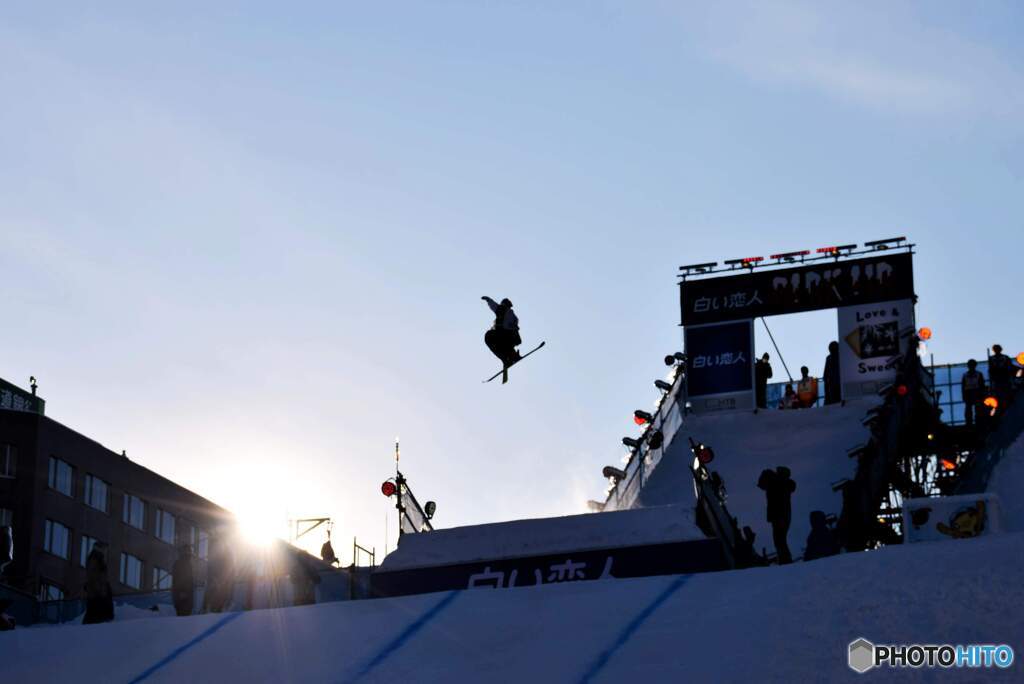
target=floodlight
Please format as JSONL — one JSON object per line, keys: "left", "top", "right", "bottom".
{"left": 602, "top": 466, "right": 626, "bottom": 481}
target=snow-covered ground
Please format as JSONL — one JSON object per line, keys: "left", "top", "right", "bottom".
{"left": 638, "top": 400, "right": 876, "bottom": 558}
{"left": 3, "top": 529, "right": 1021, "bottom": 682}
{"left": 987, "top": 431, "right": 1024, "bottom": 532}
{"left": 5, "top": 403, "right": 1021, "bottom": 682}
{"left": 381, "top": 504, "right": 703, "bottom": 571}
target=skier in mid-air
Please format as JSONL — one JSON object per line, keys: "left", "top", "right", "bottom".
{"left": 481, "top": 296, "right": 545, "bottom": 383}
{"left": 482, "top": 296, "right": 522, "bottom": 367}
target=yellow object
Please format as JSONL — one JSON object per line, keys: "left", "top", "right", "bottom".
{"left": 983, "top": 396, "right": 999, "bottom": 409}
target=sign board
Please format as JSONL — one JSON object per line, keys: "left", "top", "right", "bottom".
{"left": 837, "top": 298, "right": 915, "bottom": 399}
{"left": 0, "top": 378, "right": 44, "bottom": 415}
{"left": 371, "top": 538, "right": 728, "bottom": 598}
{"left": 902, "top": 494, "right": 1002, "bottom": 544}
{"left": 684, "top": 320, "right": 754, "bottom": 412}
{"left": 680, "top": 253, "right": 914, "bottom": 326}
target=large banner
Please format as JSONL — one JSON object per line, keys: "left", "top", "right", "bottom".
{"left": 837, "top": 298, "right": 915, "bottom": 399}
{"left": 680, "top": 252, "right": 914, "bottom": 326}
{"left": 684, "top": 320, "right": 754, "bottom": 412}
{"left": 372, "top": 538, "right": 728, "bottom": 598}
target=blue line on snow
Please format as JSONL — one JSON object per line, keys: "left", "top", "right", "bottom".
{"left": 349, "top": 590, "right": 462, "bottom": 682}
{"left": 128, "top": 611, "right": 244, "bottom": 683}
{"left": 578, "top": 574, "right": 693, "bottom": 684}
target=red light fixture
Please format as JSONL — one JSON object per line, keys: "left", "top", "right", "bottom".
{"left": 742, "top": 256, "right": 764, "bottom": 263}
{"left": 918, "top": 327, "right": 932, "bottom": 340}
{"left": 770, "top": 250, "right": 810, "bottom": 260}
{"left": 983, "top": 396, "right": 999, "bottom": 409}
{"left": 381, "top": 481, "right": 397, "bottom": 497}
{"left": 896, "top": 384, "right": 908, "bottom": 396}
{"left": 940, "top": 459, "right": 956, "bottom": 471}
{"left": 816, "top": 246, "right": 838, "bottom": 254}
{"left": 634, "top": 410, "right": 653, "bottom": 426}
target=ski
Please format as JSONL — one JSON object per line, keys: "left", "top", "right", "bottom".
{"left": 484, "top": 342, "right": 546, "bottom": 384}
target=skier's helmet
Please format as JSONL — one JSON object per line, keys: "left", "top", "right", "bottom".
{"left": 500, "top": 298, "right": 512, "bottom": 308}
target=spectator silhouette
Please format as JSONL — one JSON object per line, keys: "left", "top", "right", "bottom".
{"left": 320, "top": 531, "right": 338, "bottom": 566}
{"left": 203, "top": 529, "right": 236, "bottom": 613}
{"left": 823, "top": 342, "right": 841, "bottom": 405}
{"left": 290, "top": 553, "right": 321, "bottom": 606}
{"left": 961, "top": 359, "right": 986, "bottom": 428}
{"left": 779, "top": 384, "right": 799, "bottom": 409}
{"left": 0, "top": 525, "right": 12, "bottom": 578}
{"left": 755, "top": 353, "right": 773, "bottom": 409}
{"left": 803, "top": 510, "right": 840, "bottom": 561}
{"left": 989, "top": 344, "right": 1013, "bottom": 410}
{"left": 796, "top": 366, "right": 818, "bottom": 408}
{"left": 82, "top": 543, "right": 114, "bottom": 624}
{"left": 0, "top": 598, "right": 14, "bottom": 631}
{"left": 758, "top": 467, "right": 796, "bottom": 564}
{"left": 172, "top": 544, "right": 195, "bottom": 616}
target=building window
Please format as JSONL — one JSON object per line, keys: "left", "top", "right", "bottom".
{"left": 39, "top": 581, "right": 64, "bottom": 602}
{"left": 155, "top": 509, "right": 176, "bottom": 545}
{"left": 123, "top": 493, "right": 146, "bottom": 530}
{"left": 43, "top": 519, "right": 71, "bottom": 560}
{"left": 197, "top": 529, "right": 209, "bottom": 560}
{"left": 83, "top": 475, "right": 110, "bottom": 513}
{"left": 120, "top": 552, "right": 143, "bottom": 589}
{"left": 152, "top": 567, "right": 173, "bottom": 590}
{"left": 48, "top": 457, "right": 74, "bottom": 496}
{"left": 80, "top": 535, "right": 100, "bottom": 567}
{"left": 0, "top": 444, "right": 15, "bottom": 478}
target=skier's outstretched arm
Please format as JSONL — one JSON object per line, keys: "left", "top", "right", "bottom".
{"left": 481, "top": 296, "right": 499, "bottom": 313}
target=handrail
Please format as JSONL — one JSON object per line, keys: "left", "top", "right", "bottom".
{"left": 603, "top": 367, "right": 688, "bottom": 510}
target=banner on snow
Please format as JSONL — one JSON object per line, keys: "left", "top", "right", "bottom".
{"left": 902, "top": 494, "right": 1002, "bottom": 544}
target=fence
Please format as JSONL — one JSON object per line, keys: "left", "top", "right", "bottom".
{"left": 602, "top": 355, "right": 1002, "bottom": 511}
{"left": 929, "top": 361, "right": 989, "bottom": 426}
{"left": 603, "top": 367, "right": 687, "bottom": 511}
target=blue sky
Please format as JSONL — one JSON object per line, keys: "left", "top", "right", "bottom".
{"left": 2, "top": 2, "right": 1022, "bottom": 560}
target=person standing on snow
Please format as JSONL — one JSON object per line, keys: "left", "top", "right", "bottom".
{"left": 482, "top": 296, "right": 522, "bottom": 367}
{"left": 754, "top": 353, "right": 773, "bottom": 409}
{"left": 823, "top": 342, "right": 841, "bottom": 405}
{"left": 172, "top": 544, "right": 195, "bottom": 616}
{"left": 961, "top": 359, "right": 986, "bottom": 428}
{"left": 988, "top": 344, "right": 1013, "bottom": 410}
{"left": 758, "top": 467, "right": 796, "bottom": 564}
{"left": 0, "top": 525, "right": 12, "bottom": 578}
{"left": 82, "top": 543, "right": 114, "bottom": 624}
{"left": 803, "top": 510, "right": 840, "bottom": 561}
{"left": 796, "top": 366, "right": 818, "bottom": 408}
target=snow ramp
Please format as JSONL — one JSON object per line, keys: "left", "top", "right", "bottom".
{"left": 634, "top": 399, "right": 878, "bottom": 559}
{"left": 987, "top": 414, "right": 1024, "bottom": 531}
{"left": 3, "top": 530, "right": 1021, "bottom": 682}
{"left": 379, "top": 504, "right": 706, "bottom": 572}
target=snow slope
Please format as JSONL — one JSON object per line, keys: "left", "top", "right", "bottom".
{"left": 381, "top": 504, "right": 704, "bottom": 571}
{"left": 637, "top": 400, "right": 876, "bottom": 559}
{"left": 4, "top": 530, "right": 1020, "bottom": 683}
{"left": 987, "top": 430, "right": 1024, "bottom": 531}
